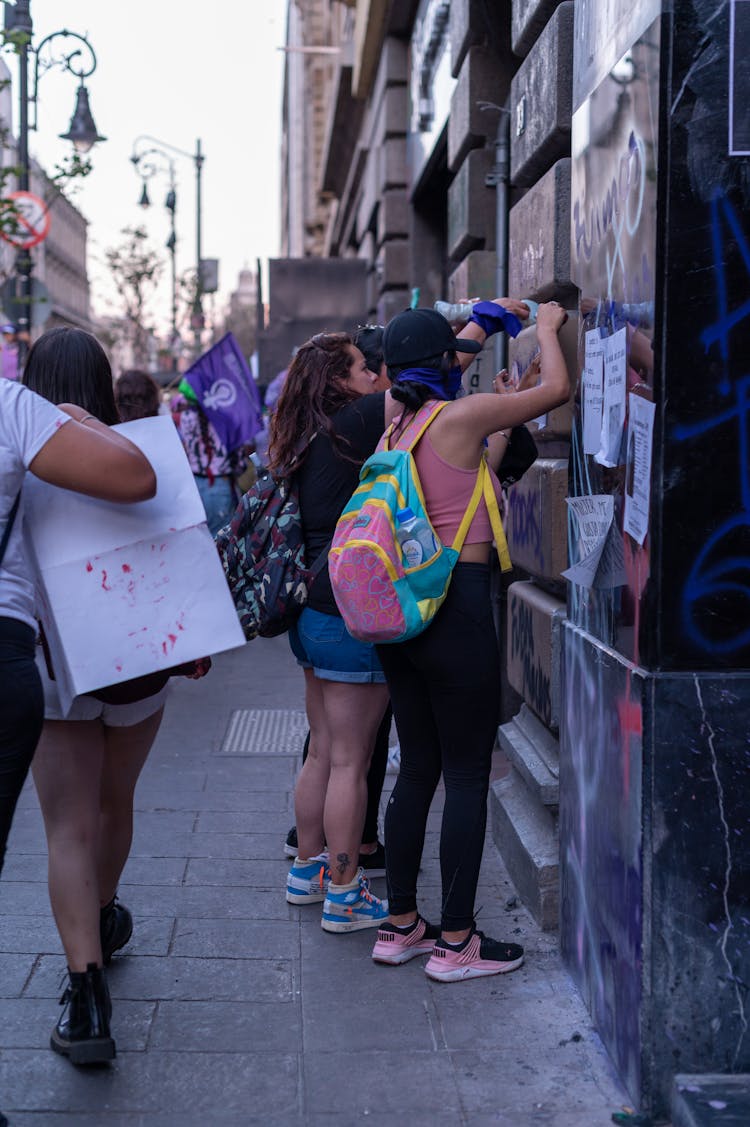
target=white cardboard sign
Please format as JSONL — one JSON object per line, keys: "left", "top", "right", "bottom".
{"left": 24, "top": 415, "right": 245, "bottom": 715}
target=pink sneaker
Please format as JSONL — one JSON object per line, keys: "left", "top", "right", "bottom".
{"left": 371, "top": 915, "right": 440, "bottom": 965}
{"left": 424, "top": 927, "right": 524, "bottom": 982}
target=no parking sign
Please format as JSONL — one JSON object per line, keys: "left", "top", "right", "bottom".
{"left": 0, "top": 190, "right": 51, "bottom": 249}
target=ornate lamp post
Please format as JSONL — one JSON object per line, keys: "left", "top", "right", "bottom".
{"left": 130, "top": 135, "right": 205, "bottom": 356}
{"left": 130, "top": 146, "right": 179, "bottom": 365}
{"left": 4, "top": 0, "right": 105, "bottom": 365}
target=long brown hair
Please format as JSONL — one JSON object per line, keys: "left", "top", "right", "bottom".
{"left": 269, "top": 332, "right": 361, "bottom": 474}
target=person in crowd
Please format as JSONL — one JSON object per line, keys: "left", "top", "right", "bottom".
{"left": 174, "top": 387, "right": 246, "bottom": 536}
{"left": 22, "top": 327, "right": 195, "bottom": 1065}
{"left": 0, "top": 373, "right": 156, "bottom": 1076}
{"left": 282, "top": 324, "right": 393, "bottom": 875}
{"left": 1, "top": 323, "right": 20, "bottom": 381}
{"left": 114, "top": 368, "right": 161, "bottom": 422}
{"left": 369, "top": 301, "right": 569, "bottom": 981}
{"left": 271, "top": 333, "right": 392, "bottom": 931}
{"left": 270, "top": 302, "right": 530, "bottom": 931}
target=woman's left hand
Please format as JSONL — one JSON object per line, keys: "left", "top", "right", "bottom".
{"left": 490, "top": 298, "right": 531, "bottom": 321}
{"left": 184, "top": 657, "right": 212, "bottom": 679}
{"left": 491, "top": 369, "right": 515, "bottom": 395}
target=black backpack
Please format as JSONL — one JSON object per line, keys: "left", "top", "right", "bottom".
{"left": 216, "top": 472, "right": 327, "bottom": 641}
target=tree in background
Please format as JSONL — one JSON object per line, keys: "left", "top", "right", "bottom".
{"left": 102, "top": 226, "right": 164, "bottom": 367}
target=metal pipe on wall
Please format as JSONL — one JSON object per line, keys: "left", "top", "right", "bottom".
{"left": 492, "top": 102, "right": 511, "bottom": 377}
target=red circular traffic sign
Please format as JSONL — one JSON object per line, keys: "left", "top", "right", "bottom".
{"left": 1, "top": 191, "right": 51, "bottom": 249}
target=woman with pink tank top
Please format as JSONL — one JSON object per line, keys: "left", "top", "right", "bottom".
{"left": 370, "top": 301, "right": 569, "bottom": 982}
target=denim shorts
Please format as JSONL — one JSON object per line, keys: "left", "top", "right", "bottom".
{"left": 289, "top": 607, "right": 386, "bottom": 684}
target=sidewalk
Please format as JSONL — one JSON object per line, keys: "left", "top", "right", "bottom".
{"left": 0, "top": 636, "right": 629, "bottom": 1126}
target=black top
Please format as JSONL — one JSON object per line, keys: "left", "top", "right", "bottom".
{"left": 298, "top": 392, "right": 387, "bottom": 616}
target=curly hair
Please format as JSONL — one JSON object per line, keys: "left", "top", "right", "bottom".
{"left": 114, "top": 369, "right": 160, "bottom": 421}
{"left": 268, "top": 332, "right": 361, "bottom": 474}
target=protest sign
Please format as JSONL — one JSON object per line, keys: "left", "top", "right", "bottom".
{"left": 24, "top": 415, "right": 245, "bottom": 715}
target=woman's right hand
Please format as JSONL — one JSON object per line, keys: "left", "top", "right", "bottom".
{"left": 536, "top": 301, "right": 567, "bottom": 333}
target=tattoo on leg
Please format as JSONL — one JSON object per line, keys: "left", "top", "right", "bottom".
{"left": 336, "top": 852, "right": 350, "bottom": 876}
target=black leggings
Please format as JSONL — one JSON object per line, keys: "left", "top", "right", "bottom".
{"left": 0, "top": 618, "right": 43, "bottom": 876}
{"left": 301, "top": 704, "right": 391, "bottom": 844}
{"left": 377, "top": 564, "right": 500, "bottom": 931}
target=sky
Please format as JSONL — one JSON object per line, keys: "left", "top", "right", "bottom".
{"left": 8, "top": 0, "right": 287, "bottom": 334}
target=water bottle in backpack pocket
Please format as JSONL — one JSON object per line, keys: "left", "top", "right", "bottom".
{"left": 395, "top": 507, "right": 439, "bottom": 568}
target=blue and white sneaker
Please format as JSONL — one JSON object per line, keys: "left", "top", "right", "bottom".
{"left": 321, "top": 868, "right": 389, "bottom": 933}
{"left": 286, "top": 855, "right": 331, "bottom": 905}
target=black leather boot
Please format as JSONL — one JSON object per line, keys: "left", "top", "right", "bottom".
{"left": 100, "top": 896, "right": 133, "bottom": 965}
{"left": 50, "top": 963, "right": 116, "bottom": 1064}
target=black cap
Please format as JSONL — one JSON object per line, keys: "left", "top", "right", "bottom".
{"left": 383, "top": 308, "right": 483, "bottom": 367}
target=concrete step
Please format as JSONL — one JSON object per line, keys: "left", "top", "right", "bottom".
{"left": 489, "top": 767, "right": 559, "bottom": 931}
{"left": 497, "top": 704, "right": 559, "bottom": 807}
{"left": 672, "top": 1074, "right": 750, "bottom": 1126}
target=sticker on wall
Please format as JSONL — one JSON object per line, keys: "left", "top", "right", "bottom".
{"left": 595, "top": 327, "right": 628, "bottom": 467}
{"left": 583, "top": 328, "right": 605, "bottom": 455}
{"left": 623, "top": 394, "right": 656, "bottom": 545}
{"left": 563, "top": 494, "right": 627, "bottom": 589}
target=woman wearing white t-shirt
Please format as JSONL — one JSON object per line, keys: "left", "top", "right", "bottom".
{"left": 0, "top": 378, "right": 155, "bottom": 1077}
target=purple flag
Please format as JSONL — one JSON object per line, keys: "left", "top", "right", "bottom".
{"left": 183, "top": 333, "right": 263, "bottom": 452}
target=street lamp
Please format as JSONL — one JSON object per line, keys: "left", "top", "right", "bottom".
{"left": 130, "top": 146, "right": 179, "bottom": 366}
{"left": 4, "top": 1, "right": 105, "bottom": 365}
{"left": 130, "top": 135, "right": 205, "bottom": 356}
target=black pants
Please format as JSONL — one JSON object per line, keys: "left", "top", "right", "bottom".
{"left": 0, "top": 618, "right": 43, "bottom": 876}
{"left": 377, "top": 564, "right": 500, "bottom": 931}
{"left": 301, "top": 705, "right": 391, "bottom": 844}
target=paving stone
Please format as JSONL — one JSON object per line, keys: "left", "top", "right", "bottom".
{"left": 118, "top": 856, "right": 187, "bottom": 887}
{"left": 302, "top": 1049, "right": 460, "bottom": 1115}
{"left": 194, "top": 809, "right": 293, "bottom": 835}
{"left": 0, "top": 854, "right": 47, "bottom": 882}
{"left": 0, "top": 1049, "right": 300, "bottom": 1116}
{"left": 0, "top": 880, "right": 49, "bottom": 913}
{"left": 0, "top": 996, "right": 156, "bottom": 1051}
{"left": 184, "top": 831, "right": 287, "bottom": 860}
{"left": 170, "top": 917, "right": 299, "bottom": 960}
{"left": 174, "top": 788, "right": 292, "bottom": 814}
{"left": 149, "top": 999, "right": 302, "bottom": 1053}
{"left": 25, "top": 953, "right": 293, "bottom": 1004}
{"left": 184, "top": 857, "right": 291, "bottom": 889}
{"left": 118, "top": 883, "right": 295, "bottom": 922}
{"left": 0, "top": 914, "right": 61, "bottom": 955}
{"left": 0, "top": 953, "right": 38, "bottom": 998}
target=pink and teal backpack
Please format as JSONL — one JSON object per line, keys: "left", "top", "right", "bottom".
{"left": 329, "top": 401, "right": 511, "bottom": 644}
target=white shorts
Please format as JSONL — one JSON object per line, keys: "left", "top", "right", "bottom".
{"left": 37, "top": 649, "right": 169, "bottom": 726}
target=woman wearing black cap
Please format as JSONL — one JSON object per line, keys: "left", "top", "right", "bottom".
{"left": 369, "top": 300, "right": 569, "bottom": 982}
{"left": 270, "top": 304, "right": 524, "bottom": 934}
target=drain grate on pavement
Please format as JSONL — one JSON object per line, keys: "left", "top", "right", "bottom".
{"left": 218, "top": 709, "right": 308, "bottom": 755}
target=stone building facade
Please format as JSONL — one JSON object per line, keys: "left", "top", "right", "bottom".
{"left": 279, "top": 2, "right": 750, "bottom": 1117}
{"left": 281, "top": 0, "right": 575, "bottom": 936}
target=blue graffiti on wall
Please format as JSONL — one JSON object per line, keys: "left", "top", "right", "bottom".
{"left": 673, "top": 191, "right": 750, "bottom": 655}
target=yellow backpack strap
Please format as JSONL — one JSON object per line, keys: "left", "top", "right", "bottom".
{"left": 451, "top": 455, "right": 512, "bottom": 571}
{"left": 483, "top": 459, "right": 512, "bottom": 571}
{"left": 451, "top": 462, "right": 485, "bottom": 553}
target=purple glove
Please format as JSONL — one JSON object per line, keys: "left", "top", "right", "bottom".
{"left": 468, "top": 300, "right": 524, "bottom": 339}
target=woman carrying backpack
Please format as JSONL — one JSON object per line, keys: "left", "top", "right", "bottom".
{"left": 270, "top": 303, "right": 529, "bottom": 933}
{"left": 367, "top": 301, "right": 569, "bottom": 981}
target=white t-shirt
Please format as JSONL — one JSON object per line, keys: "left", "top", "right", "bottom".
{"left": 0, "top": 381, "right": 69, "bottom": 629}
